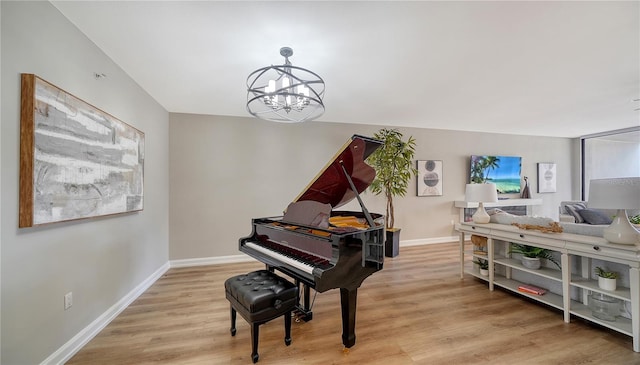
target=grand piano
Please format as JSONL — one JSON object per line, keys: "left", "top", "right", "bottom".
{"left": 239, "top": 134, "right": 385, "bottom": 348}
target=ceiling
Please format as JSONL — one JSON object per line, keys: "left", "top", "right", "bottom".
{"left": 51, "top": 1, "right": 639, "bottom": 138}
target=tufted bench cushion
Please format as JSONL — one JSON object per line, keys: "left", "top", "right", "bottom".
{"left": 225, "top": 270, "right": 298, "bottom": 323}
{"left": 224, "top": 270, "right": 298, "bottom": 363}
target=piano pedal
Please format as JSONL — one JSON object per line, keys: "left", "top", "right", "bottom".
{"left": 292, "top": 308, "right": 313, "bottom": 323}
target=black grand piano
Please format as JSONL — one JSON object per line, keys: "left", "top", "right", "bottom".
{"left": 239, "top": 134, "right": 385, "bottom": 348}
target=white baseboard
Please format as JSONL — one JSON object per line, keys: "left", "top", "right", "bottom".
{"left": 401, "top": 235, "right": 459, "bottom": 247}
{"left": 170, "top": 254, "right": 255, "bottom": 268}
{"left": 170, "top": 238, "right": 460, "bottom": 268}
{"left": 41, "top": 262, "right": 170, "bottom": 365}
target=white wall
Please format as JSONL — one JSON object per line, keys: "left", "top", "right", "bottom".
{"left": 169, "top": 113, "right": 574, "bottom": 260}
{"left": 1, "top": 2, "right": 169, "bottom": 364}
{"left": 583, "top": 135, "right": 640, "bottom": 199}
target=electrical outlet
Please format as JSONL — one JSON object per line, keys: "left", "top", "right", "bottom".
{"left": 64, "top": 292, "right": 73, "bottom": 310}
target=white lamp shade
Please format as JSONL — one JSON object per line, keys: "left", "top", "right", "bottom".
{"left": 465, "top": 183, "right": 499, "bottom": 203}
{"left": 587, "top": 177, "right": 640, "bottom": 245}
{"left": 465, "top": 183, "right": 498, "bottom": 224}
{"left": 588, "top": 177, "right": 640, "bottom": 210}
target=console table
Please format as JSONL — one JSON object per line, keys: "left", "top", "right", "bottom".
{"left": 455, "top": 221, "right": 640, "bottom": 352}
{"left": 454, "top": 198, "right": 542, "bottom": 222}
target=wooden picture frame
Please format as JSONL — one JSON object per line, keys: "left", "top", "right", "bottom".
{"left": 417, "top": 160, "right": 443, "bottom": 196}
{"left": 19, "top": 74, "right": 144, "bottom": 227}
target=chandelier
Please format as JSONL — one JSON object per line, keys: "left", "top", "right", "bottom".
{"left": 247, "top": 47, "right": 325, "bottom": 123}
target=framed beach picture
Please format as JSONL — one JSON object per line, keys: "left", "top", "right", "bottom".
{"left": 417, "top": 160, "right": 443, "bottom": 196}
{"left": 537, "top": 162, "right": 557, "bottom": 193}
{"left": 470, "top": 155, "right": 521, "bottom": 194}
{"left": 19, "top": 74, "right": 145, "bottom": 227}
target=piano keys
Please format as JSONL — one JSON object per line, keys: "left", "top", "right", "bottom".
{"left": 239, "top": 135, "right": 385, "bottom": 348}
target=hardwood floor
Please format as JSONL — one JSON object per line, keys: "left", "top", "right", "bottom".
{"left": 67, "top": 243, "right": 639, "bottom": 364}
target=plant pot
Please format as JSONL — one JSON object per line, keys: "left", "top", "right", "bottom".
{"left": 480, "top": 268, "right": 489, "bottom": 276}
{"left": 521, "top": 257, "right": 541, "bottom": 270}
{"left": 385, "top": 228, "right": 400, "bottom": 258}
{"left": 598, "top": 276, "right": 617, "bottom": 291}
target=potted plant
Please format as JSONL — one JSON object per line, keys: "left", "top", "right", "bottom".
{"left": 367, "top": 128, "right": 417, "bottom": 257}
{"left": 509, "top": 244, "right": 560, "bottom": 270}
{"left": 595, "top": 266, "right": 618, "bottom": 291}
{"left": 473, "top": 258, "right": 489, "bottom": 276}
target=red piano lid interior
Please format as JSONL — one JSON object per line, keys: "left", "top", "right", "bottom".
{"left": 293, "top": 135, "right": 382, "bottom": 209}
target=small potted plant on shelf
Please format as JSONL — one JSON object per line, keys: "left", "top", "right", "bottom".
{"left": 595, "top": 266, "right": 618, "bottom": 291}
{"left": 509, "top": 244, "right": 560, "bottom": 270}
{"left": 473, "top": 258, "right": 489, "bottom": 276}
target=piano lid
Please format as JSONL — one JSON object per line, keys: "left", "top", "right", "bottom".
{"left": 293, "top": 135, "right": 382, "bottom": 209}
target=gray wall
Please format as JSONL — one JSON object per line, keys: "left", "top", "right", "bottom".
{"left": 169, "top": 113, "right": 574, "bottom": 260}
{"left": 1, "top": 2, "right": 169, "bottom": 364}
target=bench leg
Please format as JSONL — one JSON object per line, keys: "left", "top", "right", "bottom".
{"left": 251, "top": 323, "right": 259, "bottom": 363}
{"left": 284, "top": 310, "right": 292, "bottom": 346}
{"left": 230, "top": 306, "right": 236, "bottom": 336}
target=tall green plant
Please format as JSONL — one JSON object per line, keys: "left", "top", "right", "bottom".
{"left": 367, "top": 128, "right": 417, "bottom": 230}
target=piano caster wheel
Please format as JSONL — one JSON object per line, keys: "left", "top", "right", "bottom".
{"left": 252, "top": 353, "right": 259, "bottom": 363}
{"left": 285, "top": 337, "right": 292, "bottom": 346}
{"left": 230, "top": 328, "right": 236, "bottom": 336}
{"left": 343, "top": 347, "right": 350, "bottom": 354}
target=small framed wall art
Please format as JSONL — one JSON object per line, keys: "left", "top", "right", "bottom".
{"left": 537, "top": 162, "right": 557, "bottom": 193}
{"left": 417, "top": 160, "right": 443, "bottom": 196}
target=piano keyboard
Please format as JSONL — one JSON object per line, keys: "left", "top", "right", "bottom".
{"left": 244, "top": 241, "right": 329, "bottom": 275}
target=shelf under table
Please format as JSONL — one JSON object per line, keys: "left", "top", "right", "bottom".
{"left": 494, "top": 258, "right": 563, "bottom": 282}
{"left": 493, "top": 276, "right": 564, "bottom": 311}
{"left": 570, "top": 300, "right": 632, "bottom": 336}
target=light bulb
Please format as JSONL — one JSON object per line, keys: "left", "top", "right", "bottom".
{"left": 265, "top": 80, "right": 275, "bottom": 93}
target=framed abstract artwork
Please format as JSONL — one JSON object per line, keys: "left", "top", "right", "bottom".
{"left": 19, "top": 74, "right": 145, "bottom": 227}
{"left": 417, "top": 160, "right": 443, "bottom": 196}
{"left": 537, "top": 162, "right": 557, "bottom": 193}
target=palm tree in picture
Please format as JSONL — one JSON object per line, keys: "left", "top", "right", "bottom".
{"left": 483, "top": 156, "right": 500, "bottom": 182}
{"left": 470, "top": 158, "right": 485, "bottom": 183}
{"left": 471, "top": 156, "right": 501, "bottom": 183}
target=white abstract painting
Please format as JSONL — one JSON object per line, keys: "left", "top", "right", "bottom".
{"left": 19, "top": 74, "right": 144, "bottom": 227}
{"left": 537, "top": 162, "right": 557, "bottom": 193}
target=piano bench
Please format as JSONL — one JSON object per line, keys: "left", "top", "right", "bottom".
{"left": 224, "top": 270, "right": 298, "bottom": 363}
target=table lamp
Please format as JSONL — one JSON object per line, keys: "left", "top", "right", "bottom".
{"left": 588, "top": 177, "right": 640, "bottom": 245}
{"left": 465, "top": 183, "right": 498, "bottom": 224}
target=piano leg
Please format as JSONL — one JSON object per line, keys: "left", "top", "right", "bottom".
{"left": 340, "top": 288, "right": 357, "bottom": 348}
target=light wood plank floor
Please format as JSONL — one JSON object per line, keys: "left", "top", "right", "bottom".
{"left": 67, "top": 243, "right": 639, "bottom": 364}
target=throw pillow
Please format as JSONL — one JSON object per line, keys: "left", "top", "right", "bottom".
{"left": 487, "top": 208, "right": 506, "bottom": 216}
{"left": 565, "top": 203, "right": 587, "bottom": 223}
{"left": 578, "top": 209, "right": 613, "bottom": 225}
